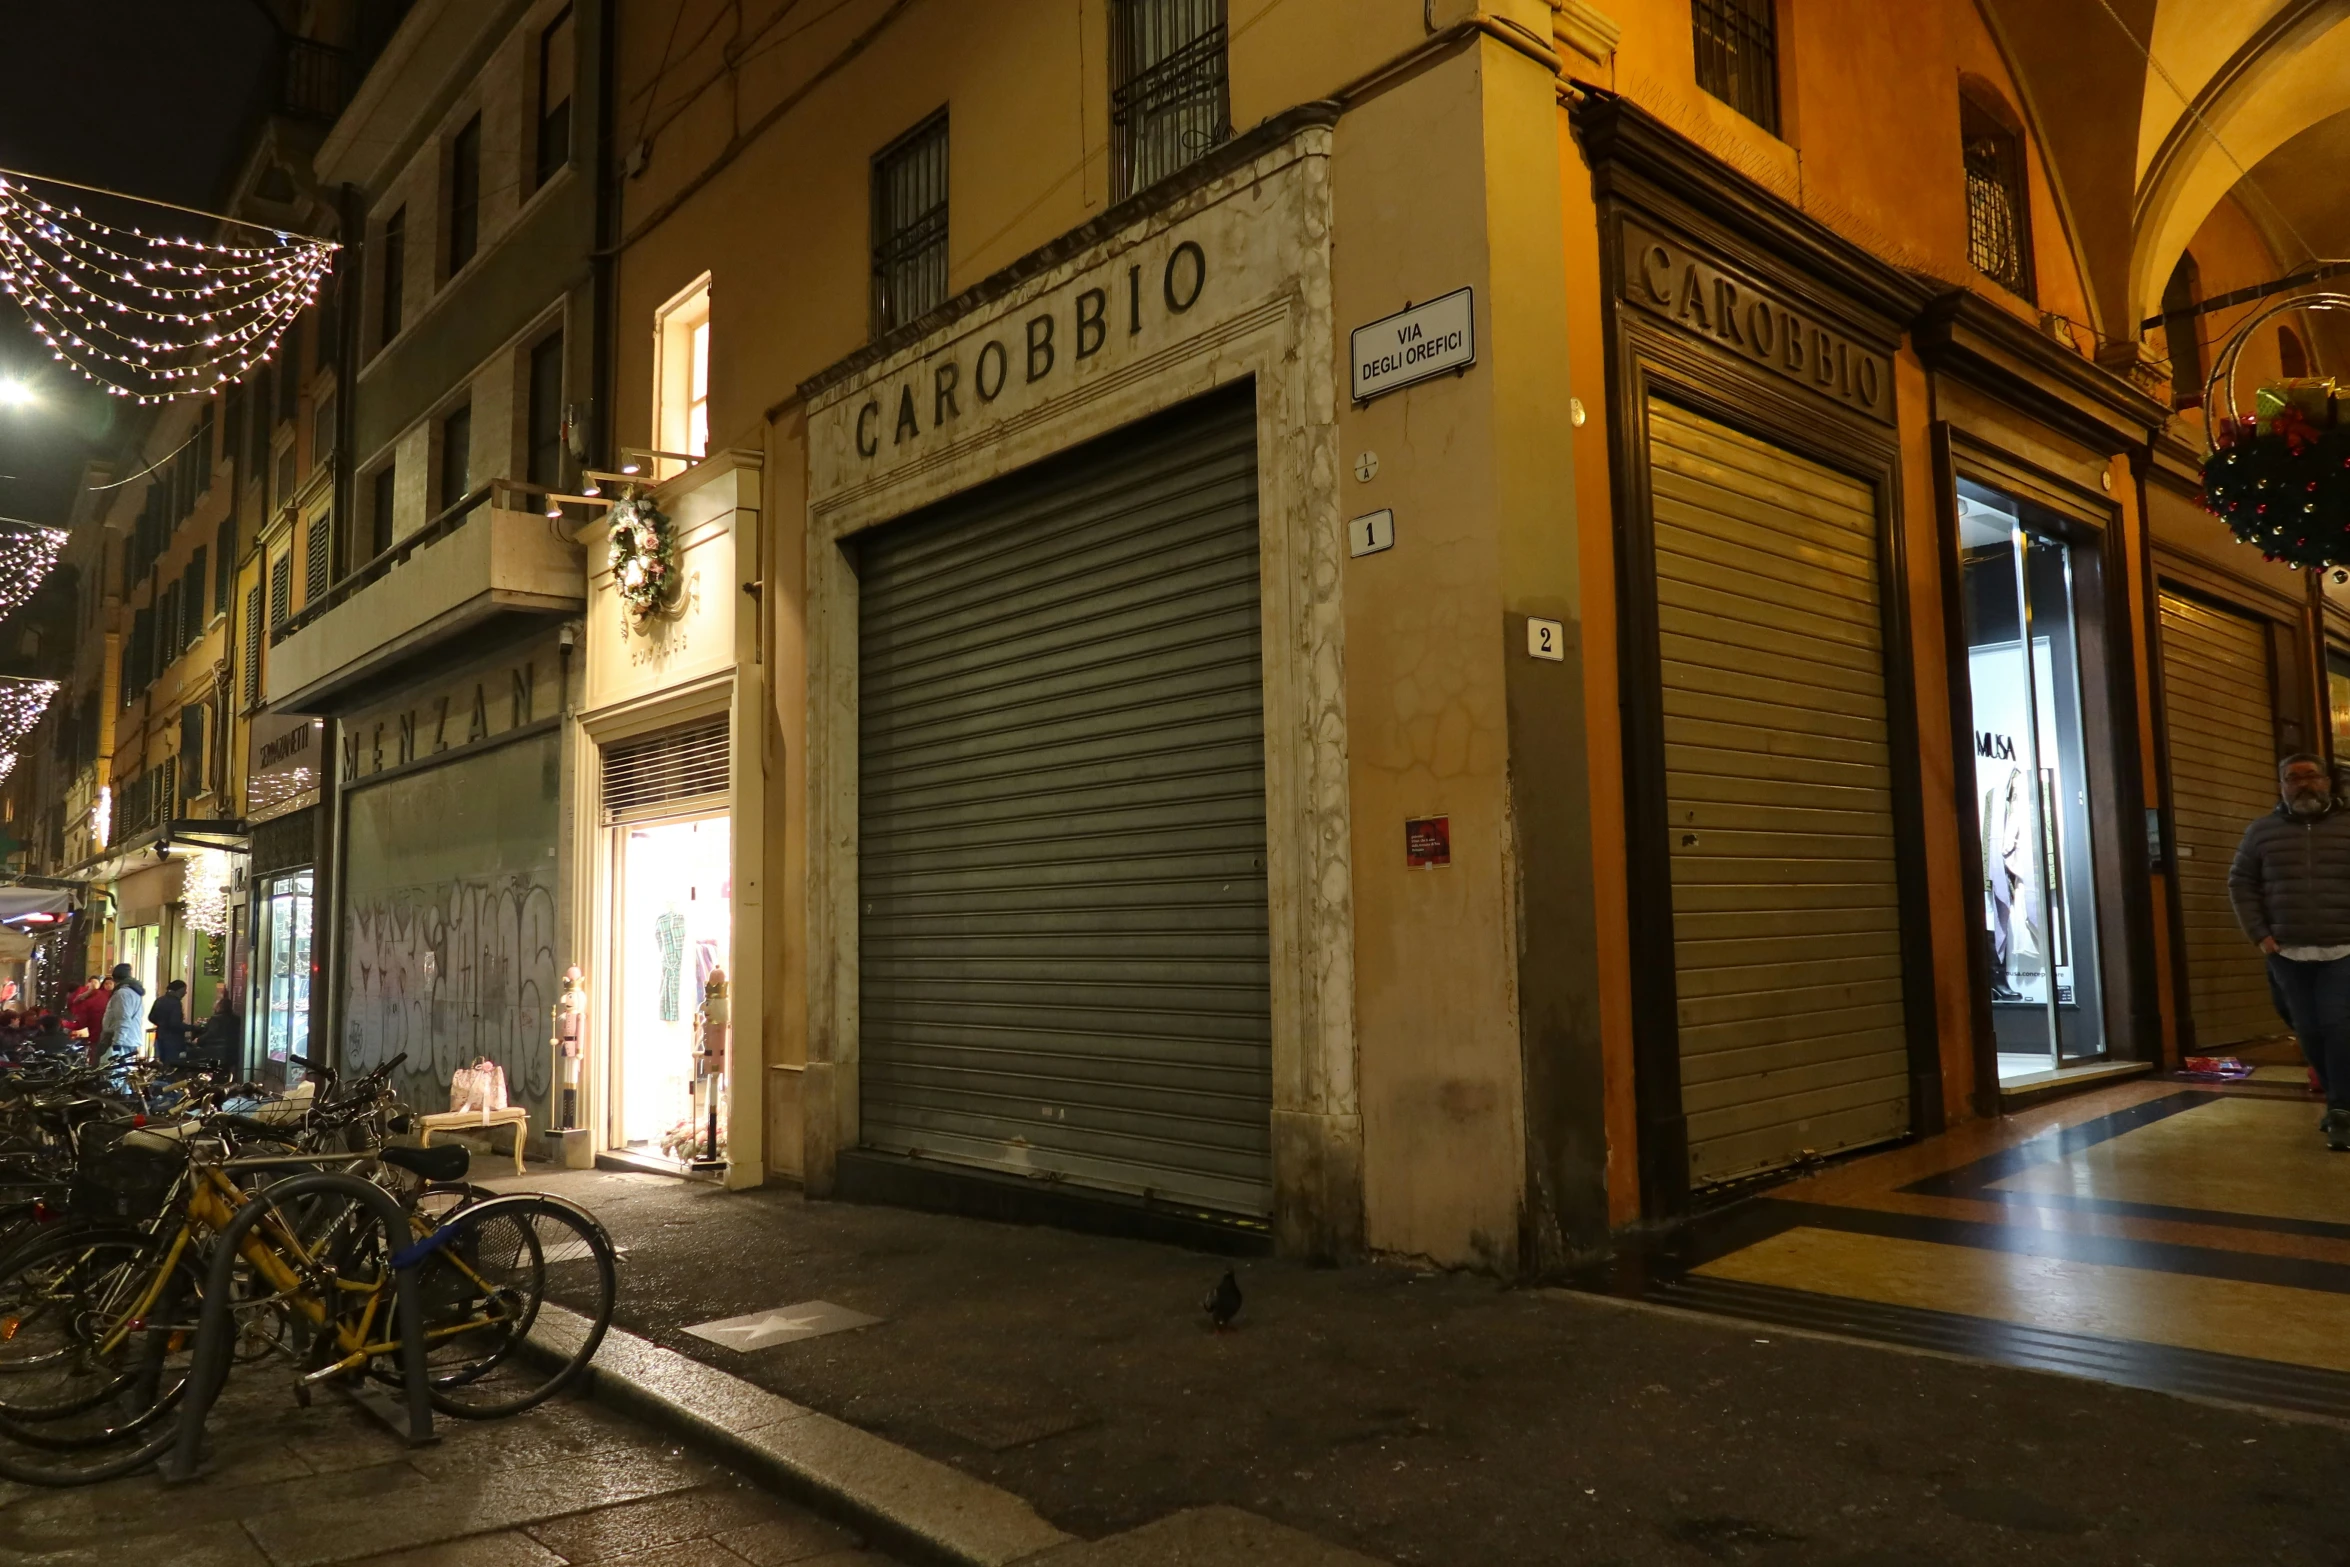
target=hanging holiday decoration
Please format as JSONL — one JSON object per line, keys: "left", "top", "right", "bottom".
{"left": 0, "top": 753, "right": 18, "bottom": 787}
{"left": 606, "top": 492, "right": 676, "bottom": 627}
{"left": 180, "top": 847, "right": 231, "bottom": 937}
{"left": 0, "top": 677, "right": 58, "bottom": 750}
{"left": 0, "top": 524, "right": 66, "bottom": 626}
{"left": 0, "top": 170, "right": 336, "bottom": 404}
{"left": 2200, "top": 292, "right": 2350, "bottom": 569}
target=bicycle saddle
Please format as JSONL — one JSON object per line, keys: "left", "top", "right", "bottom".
{"left": 380, "top": 1143, "right": 471, "bottom": 1182}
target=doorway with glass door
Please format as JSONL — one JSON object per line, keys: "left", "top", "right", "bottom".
{"left": 1958, "top": 480, "right": 2109, "bottom": 1082}
{"left": 610, "top": 813, "right": 732, "bottom": 1167}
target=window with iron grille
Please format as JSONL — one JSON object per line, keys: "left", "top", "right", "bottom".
{"left": 1960, "top": 96, "right": 2032, "bottom": 300}
{"left": 448, "top": 114, "right": 482, "bottom": 273}
{"left": 1111, "top": 0, "right": 1229, "bottom": 199}
{"left": 243, "top": 584, "right": 264, "bottom": 707}
{"left": 269, "top": 553, "right": 293, "bottom": 628}
{"left": 871, "top": 111, "right": 949, "bottom": 337}
{"left": 305, "top": 512, "right": 332, "bottom": 603}
{"left": 1692, "top": 0, "right": 1779, "bottom": 135}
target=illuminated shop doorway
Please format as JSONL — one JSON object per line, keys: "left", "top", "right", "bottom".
{"left": 610, "top": 813, "right": 732, "bottom": 1163}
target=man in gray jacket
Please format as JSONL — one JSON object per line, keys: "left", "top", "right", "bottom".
{"left": 97, "top": 963, "right": 146, "bottom": 1064}
{"left": 2229, "top": 753, "right": 2350, "bottom": 1149}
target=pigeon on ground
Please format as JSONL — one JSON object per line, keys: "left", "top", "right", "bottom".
{"left": 1203, "top": 1268, "right": 1242, "bottom": 1331}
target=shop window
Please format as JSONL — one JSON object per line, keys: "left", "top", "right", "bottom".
{"left": 871, "top": 111, "right": 948, "bottom": 337}
{"left": 1961, "top": 92, "right": 2033, "bottom": 301}
{"left": 1110, "top": 0, "right": 1230, "bottom": 198}
{"left": 528, "top": 328, "right": 567, "bottom": 491}
{"left": 379, "top": 206, "right": 406, "bottom": 345}
{"left": 653, "top": 277, "right": 712, "bottom": 466}
{"left": 448, "top": 114, "right": 482, "bottom": 274}
{"left": 439, "top": 401, "right": 472, "bottom": 516}
{"left": 1692, "top": 0, "right": 1779, "bottom": 135}
{"left": 2281, "top": 325, "right": 2310, "bottom": 379}
{"left": 2161, "top": 253, "right": 2202, "bottom": 409}
{"left": 537, "top": 6, "right": 574, "bottom": 188}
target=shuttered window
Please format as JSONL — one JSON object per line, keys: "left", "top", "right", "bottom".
{"left": 855, "top": 386, "right": 1272, "bottom": 1217}
{"left": 242, "top": 584, "right": 264, "bottom": 708}
{"left": 2158, "top": 591, "right": 2281, "bottom": 1048}
{"left": 601, "top": 717, "right": 729, "bottom": 822}
{"left": 1648, "top": 398, "right": 1909, "bottom": 1185}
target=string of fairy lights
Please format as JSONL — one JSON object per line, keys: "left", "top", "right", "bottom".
{"left": 0, "top": 171, "right": 336, "bottom": 403}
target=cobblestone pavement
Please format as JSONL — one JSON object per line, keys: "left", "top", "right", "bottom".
{"left": 0, "top": 1369, "right": 898, "bottom": 1567}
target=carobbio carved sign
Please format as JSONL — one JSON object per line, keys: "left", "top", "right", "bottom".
{"left": 1621, "top": 221, "right": 1894, "bottom": 425}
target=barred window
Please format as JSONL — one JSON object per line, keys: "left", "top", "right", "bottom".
{"left": 1961, "top": 95, "right": 2033, "bottom": 301}
{"left": 871, "top": 111, "right": 948, "bottom": 337}
{"left": 1111, "top": 0, "right": 1230, "bottom": 199}
{"left": 1692, "top": 0, "right": 1779, "bottom": 135}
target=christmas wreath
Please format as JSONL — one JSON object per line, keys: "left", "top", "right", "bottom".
{"left": 606, "top": 493, "right": 675, "bottom": 623}
{"left": 2201, "top": 393, "right": 2350, "bottom": 570}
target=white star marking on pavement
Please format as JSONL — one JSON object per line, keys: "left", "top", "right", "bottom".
{"left": 695, "top": 1311, "right": 830, "bottom": 1349}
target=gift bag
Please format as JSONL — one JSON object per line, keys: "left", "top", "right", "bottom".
{"left": 450, "top": 1056, "right": 510, "bottom": 1119}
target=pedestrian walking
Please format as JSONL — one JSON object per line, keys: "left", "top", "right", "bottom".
{"left": 149, "top": 978, "right": 191, "bottom": 1065}
{"left": 2228, "top": 752, "right": 2350, "bottom": 1149}
{"left": 65, "top": 975, "right": 107, "bottom": 1040}
{"left": 97, "top": 963, "right": 145, "bottom": 1064}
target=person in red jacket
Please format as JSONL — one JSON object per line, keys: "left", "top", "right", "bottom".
{"left": 65, "top": 976, "right": 110, "bottom": 1052}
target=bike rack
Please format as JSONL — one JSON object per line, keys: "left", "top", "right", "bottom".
{"left": 160, "top": 1170, "right": 435, "bottom": 1483}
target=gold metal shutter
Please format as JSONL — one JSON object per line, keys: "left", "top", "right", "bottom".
{"left": 2158, "top": 591, "right": 2280, "bottom": 1048}
{"left": 855, "top": 387, "right": 1273, "bottom": 1217}
{"left": 1648, "top": 398, "right": 1910, "bottom": 1185}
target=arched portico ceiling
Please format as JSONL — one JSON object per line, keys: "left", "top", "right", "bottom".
{"left": 1975, "top": 0, "right": 2350, "bottom": 341}
{"left": 2131, "top": 0, "right": 2350, "bottom": 327}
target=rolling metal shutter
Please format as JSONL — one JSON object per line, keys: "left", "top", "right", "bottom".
{"left": 1648, "top": 398, "right": 1910, "bottom": 1185}
{"left": 602, "top": 716, "right": 730, "bottom": 823}
{"left": 2158, "top": 591, "right": 2280, "bottom": 1048}
{"left": 856, "top": 387, "right": 1273, "bottom": 1216}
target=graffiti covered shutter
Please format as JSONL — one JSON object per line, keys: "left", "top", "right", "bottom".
{"left": 340, "top": 730, "right": 562, "bottom": 1121}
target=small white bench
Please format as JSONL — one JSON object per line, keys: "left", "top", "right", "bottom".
{"left": 416, "top": 1107, "right": 530, "bottom": 1175}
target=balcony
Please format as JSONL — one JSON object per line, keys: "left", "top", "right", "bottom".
{"left": 266, "top": 481, "right": 582, "bottom": 714}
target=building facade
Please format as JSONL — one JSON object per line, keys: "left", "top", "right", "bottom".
{"left": 15, "top": 0, "right": 2341, "bottom": 1274}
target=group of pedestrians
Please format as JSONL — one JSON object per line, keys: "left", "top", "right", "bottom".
{"left": 26, "top": 966, "right": 241, "bottom": 1069}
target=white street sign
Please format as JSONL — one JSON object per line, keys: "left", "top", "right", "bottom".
{"left": 1351, "top": 288, "right": 1475, "bottom": 402}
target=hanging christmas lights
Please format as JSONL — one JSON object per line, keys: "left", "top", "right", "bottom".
{"left": 0, "top": 753, "right": 17, "bottom": 787}
{"left": 180, "top": 847, "right": 230, "bottom": 936}
{"left": 0, "top": 678, "right": 58, "bottom": 751}
{"left": 0, "top": 525, "right": 65, "bottom": 626}
{"left": 0, "top": 172, "right": 336, "bottom": 404}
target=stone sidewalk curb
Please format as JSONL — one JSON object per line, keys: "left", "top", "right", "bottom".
{"left": 531, "top": 1303, "right": 1077, "bottom": 1567}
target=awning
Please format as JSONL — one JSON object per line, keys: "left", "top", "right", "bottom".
{"left": 0, "top": 888, "right": 72, "bottom": 923}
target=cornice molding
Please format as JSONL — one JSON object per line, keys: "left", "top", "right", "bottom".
{"left": 1911, "top": 289, "right": 2169, "bottom": 452}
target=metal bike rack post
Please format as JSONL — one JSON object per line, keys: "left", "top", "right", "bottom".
{"left": 160, "top": 1170, "right": 435, "bottom": 1483}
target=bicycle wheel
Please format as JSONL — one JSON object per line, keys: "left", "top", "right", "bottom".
{"left": 396, "top": 1194, "right": 616, "bottom": 1418}
{"left": 0, "top": 1226, "right": 196, "bottom": 1484}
